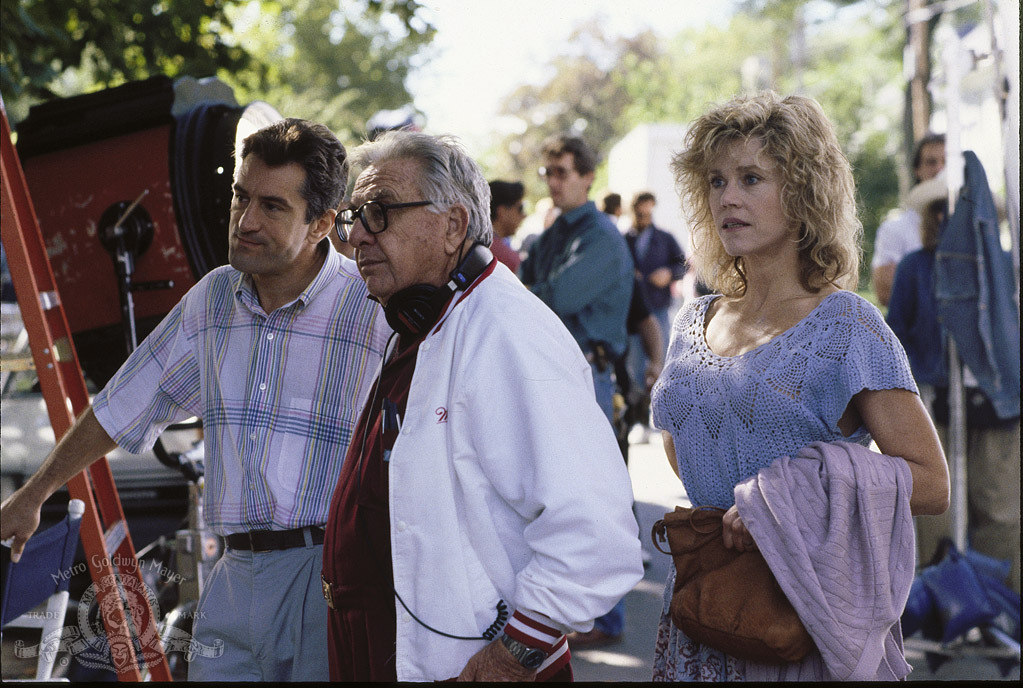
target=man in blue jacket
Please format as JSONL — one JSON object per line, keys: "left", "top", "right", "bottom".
{"left": 623, "top": 191, "right": 686, "bottom": 417}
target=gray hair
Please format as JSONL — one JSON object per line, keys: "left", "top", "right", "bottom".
{"left": 350, "top": 131, "right": 493, "bottom": 246}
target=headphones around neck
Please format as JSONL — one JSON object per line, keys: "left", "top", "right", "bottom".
{"left": 382, "top": 242, "right": 494, "bottom": 338}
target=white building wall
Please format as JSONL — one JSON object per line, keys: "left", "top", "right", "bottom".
{"left": 608, "top": 123, "right": 690, "bottom": 252}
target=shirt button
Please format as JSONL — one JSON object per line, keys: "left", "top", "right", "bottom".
{"left": 397, "top": 521, "right": 407, "bottom": 532}
{"left": 421, "top": 342, "right": 430, "bottom": 351}
{"left": 250, "top": 432, "right": 257, "bottom": 440}
{"left": 259, "top": 383, "right": 267, "bottom": 391}
{"left": 401, "top": 612, "right": 411, "bottom": 623}
{"left": 267, "top": 332, "right": 274, "bottom": 340}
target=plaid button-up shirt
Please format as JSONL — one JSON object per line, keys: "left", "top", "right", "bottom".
{"left": 94, "top": 243, "right": 390, "bottom": 533}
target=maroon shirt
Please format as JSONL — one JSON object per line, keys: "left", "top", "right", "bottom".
{"left": 321, "top": 263, "right": 572, "bottom": 681}
{"left": 489, "top": 237, "right": 521, "bottom": 273}
{"left": 322, "top": 332, "right": 420, "bottom": 682}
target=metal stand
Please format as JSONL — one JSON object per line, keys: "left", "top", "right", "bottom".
{"left": 902, "top": 4, "right": 1019, "bottom": 668}
{"left": 1, "top": 101, "right": 172, "bottom": 681}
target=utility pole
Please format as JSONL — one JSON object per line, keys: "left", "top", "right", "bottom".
{"left": 907, "top": 0, "right": 933, "bottom": 142}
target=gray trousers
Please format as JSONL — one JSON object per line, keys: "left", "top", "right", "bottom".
{"left": 187, "top": 543, "right": 329, "bottom": 681}
{"left": 915, "top": 420, "right": 1021, "bottom": 593}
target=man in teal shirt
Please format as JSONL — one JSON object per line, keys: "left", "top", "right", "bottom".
{"left": 518, "top": 134, "right": 634, "bottom": 646}
{"left": 520, "top": 135, "right": 633, "bottom": 418}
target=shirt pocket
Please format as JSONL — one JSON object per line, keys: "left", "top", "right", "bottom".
{"left": 271, "top": 397, "right": 315, "bottom": 499}
{"left": 934, "top": 252, "right": 979, "bottom": 301}
{"left": 458, "top": 528, "right": 508, "bottom": 638}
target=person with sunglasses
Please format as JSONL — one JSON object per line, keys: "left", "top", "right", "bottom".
{"left": 518, "top": 134, "right": 635, "bottom": 647}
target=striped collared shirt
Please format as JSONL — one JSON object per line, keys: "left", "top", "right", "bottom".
{"left": 94, "top": 242, "right": 390, "bottom": 534}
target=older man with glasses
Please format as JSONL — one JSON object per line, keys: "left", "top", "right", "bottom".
{"left": 322, "top": 131, "right": 642, "bottom": 682}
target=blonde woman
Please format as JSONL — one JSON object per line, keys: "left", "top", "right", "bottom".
{"left": 650, "top": 92, "right": 949, "bottom": 680}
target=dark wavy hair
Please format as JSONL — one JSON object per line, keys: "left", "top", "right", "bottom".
{"left": 240, "top": 118, "right": 348, "bottom": 223}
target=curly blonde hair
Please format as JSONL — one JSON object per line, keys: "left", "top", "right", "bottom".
{"left": 671, "top": 91, "right": 861, "bottom": 296}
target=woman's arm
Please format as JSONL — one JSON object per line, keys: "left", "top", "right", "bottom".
{"left": 661, "top": 431, "right": 680, "bottom": 479}
{"left": 844, "top": 387, "right": 950, "bottom": 515}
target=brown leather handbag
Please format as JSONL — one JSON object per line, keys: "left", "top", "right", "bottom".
{"left": 651, "top": 505, "right": 815, "bottom": 664}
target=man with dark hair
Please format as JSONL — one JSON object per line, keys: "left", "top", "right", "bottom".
{"left": 488, "top": 179, "right": 525, "bottom": 271}
{"left": 624, "top": 191, "right": 685, "bottom": 418}
{"left": 519, "top": 134, "right": 634, "bottom": 646}
{"left": 1, "top": 118, "right": 391, "bottom": 681}
{"left": 625, "top": 191, "right": 685, "bottom": 337}
{"left": 871, "top": 133, "right": 946, "bottom": 306}
{"left": 601, "top": 192, "right": 623, "bottom": 220}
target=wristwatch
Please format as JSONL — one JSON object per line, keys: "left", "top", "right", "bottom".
{"left": 499, "top": 632, "right": 548, "bottom": 670}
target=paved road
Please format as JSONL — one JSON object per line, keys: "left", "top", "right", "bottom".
{"left": 570, "top": 434, "right": 1020, "bottom": 682}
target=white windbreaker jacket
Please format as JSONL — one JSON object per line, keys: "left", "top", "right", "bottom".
{"left": 385, "top": 262, "right": 643, "bottom": 680}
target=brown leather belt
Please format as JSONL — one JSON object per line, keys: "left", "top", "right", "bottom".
{"left": 224, "top": 526, "right": 325, "bottom": 552}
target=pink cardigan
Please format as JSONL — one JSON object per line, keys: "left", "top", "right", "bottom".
{"left": 735, "top": 441, "right": 916, "bottom": 681}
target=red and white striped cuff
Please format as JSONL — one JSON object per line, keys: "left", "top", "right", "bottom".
{"left": 536, "top": 636, "right": 570, "bottom": 681}
{"left": 503, "top": 609, "right": 570, "bottom": 679}
{"left": 504, "top": 609, "right": 563, "bottom": 651}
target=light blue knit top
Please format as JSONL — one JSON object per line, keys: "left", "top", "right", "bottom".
{"left": 651, "top": 290, "right": 917, "bottom": 509}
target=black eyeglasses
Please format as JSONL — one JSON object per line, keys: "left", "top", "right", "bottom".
{"left": 335, "top": 200, "right": 434, "bottom": 242}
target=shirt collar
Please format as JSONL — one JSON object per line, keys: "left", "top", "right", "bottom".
{"left": 556, "top": 200, "right": 596, "bottom": 227}
{"left": 234, "top": 239, "right": 336, "bottom": 313}
{"left": 298, "top": 239, "right": 340, "bottom": 305}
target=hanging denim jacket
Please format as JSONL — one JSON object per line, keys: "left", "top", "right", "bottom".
{"left": 934, "top": 151, "right": 1020, "bottom": 421}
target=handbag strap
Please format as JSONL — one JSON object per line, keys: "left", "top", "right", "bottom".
{"left": 651, "top": 520, "right": 672, "bottom": 555}
{"left": 651, "top": 505, "right": 728, "bottom": 555}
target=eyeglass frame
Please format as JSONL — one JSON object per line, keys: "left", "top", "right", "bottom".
{"left": 335, "top": 199, "right": 435, "bottom": 242}
{"left": 538, "top": 165, "right": 575, "bottom": 180}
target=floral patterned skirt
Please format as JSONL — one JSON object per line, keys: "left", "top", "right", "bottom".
{"left": 651, "top": 564, "right": 744, "bottom": 682}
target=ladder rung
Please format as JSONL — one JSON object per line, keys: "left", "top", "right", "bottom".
{"left": 38, "top": 291, "right": 60, "bottom": 310}
{"left": 52, "top": 337, "right": 73, "bottom": 363}
{"left": 104, "top": 519, "right": 128, "bottom": 555}
{"left": 0, "top": 352, "right": 35, "bottom": 371}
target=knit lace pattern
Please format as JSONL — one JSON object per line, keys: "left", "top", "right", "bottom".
{"left": 651, "top": 290, "right": 917, "bottom": 509}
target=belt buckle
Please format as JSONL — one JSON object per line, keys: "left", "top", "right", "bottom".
{"left": 321, "top": 576, "right": 335, "bottom": 609}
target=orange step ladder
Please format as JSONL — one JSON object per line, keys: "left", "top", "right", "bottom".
{"left": 1, "top": 103, "right": 172, "bottom": 681}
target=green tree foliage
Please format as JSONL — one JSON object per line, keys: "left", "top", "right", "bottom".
{"left": 0, "top": 0, "right": 435, "bottom": 145}
{"left": 220, "top": 0, "right": 435, "bottom": 143}
{"left": 1, "top": 0, "right": 247, "bottom": 116}
{"left": 488, "top": 23, "right": 659, "bottom": 201}
{"left": 492, "top": 2, "right": 907, "bottom": 285}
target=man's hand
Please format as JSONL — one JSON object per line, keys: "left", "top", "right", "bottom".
{"left": 644, "top": 360, "right": 663, "bottom": 392}
{"left": 1, "top": 488, "right": 45, "bottom": 563}
{"left": 457, "top": 639, "right": 537, "bottom": 682}
{"left": 721, "top": 504, "right": 757, "bottom": 552}
{"left": 648, "top": 267, "right": 673, "bottom": 289}
{"left": 0, "top": 406, "right": 116, "bottom": 562}
{"left": 872, "top": 264, "right": 895, "bottom": 307}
